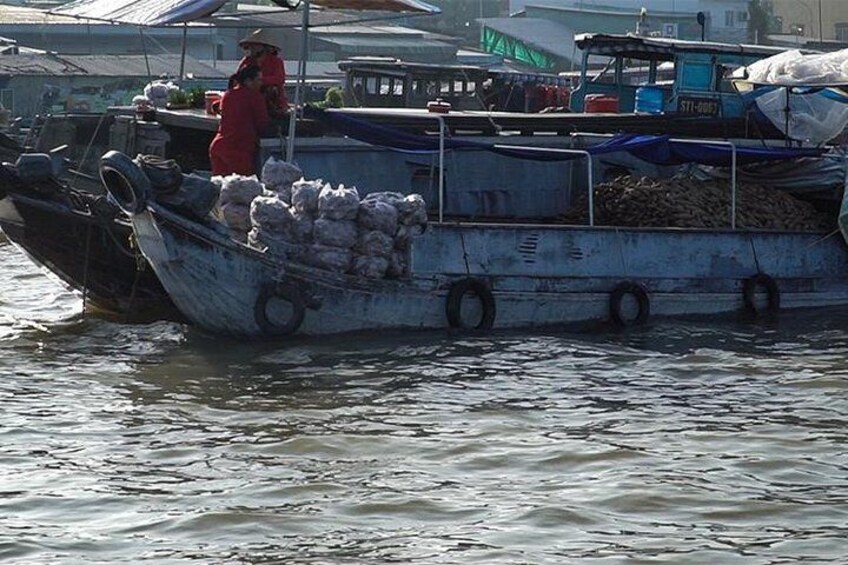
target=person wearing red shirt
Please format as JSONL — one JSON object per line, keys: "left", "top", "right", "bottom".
{"left": 237, "top": 29, "right": 288, "bottom": 117}
{"left": 209, "top": 65, "right": 270, "bottom": 176}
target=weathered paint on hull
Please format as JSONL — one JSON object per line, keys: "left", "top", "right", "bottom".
{"left": 132, "top": 203, "right": 848, "bottom": 337}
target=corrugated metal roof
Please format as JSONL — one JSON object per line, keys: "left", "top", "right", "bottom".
{"left": 201, "top": 59, "right": 344, "bottom": 79}
{"left": 314, "top": 35, "right": 456, "bottom": 56}
{"left": 478, "top": 18, "right": 573, "bottom": 60}
{"left": 0, "top": 53, "right": 228, "bottom": 78}
{"left": 0, "top": 5, "right": 90, "bottom": 25}
{"left": 51, "top": 0, "right": 227, "bottom": 26}
{"left": 51, "top": 0, "right": 438, "bottom": 27}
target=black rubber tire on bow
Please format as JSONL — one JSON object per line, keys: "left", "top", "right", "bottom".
{"left": 609, "top": 281, "right": 650, "bottom": 327}
{"left": 254, "top": 282, "right": 306, "bottom": 337}
{"left": 446, "top": 277, "right": 496, "bottom": 330}
{"left": 99, "top": 150, "right": 151, "bottom": 215}
{"left": 742, "top": 274, "right": 780, "bottom": 315}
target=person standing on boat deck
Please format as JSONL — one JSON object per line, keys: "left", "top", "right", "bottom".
{"left": 238, "top": 29, "right": 289, "bottom": 118}
{"left": 209, "top": 65, "right": 270, "bottom": 176}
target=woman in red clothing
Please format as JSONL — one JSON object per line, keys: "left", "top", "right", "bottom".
{"left": 238, "top": 29, "right": 288, "bottom": 117}
{"left": 209, "top": 65, "right": 270, "bottom": 176}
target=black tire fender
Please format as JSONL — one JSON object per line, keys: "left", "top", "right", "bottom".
{"left": 609, "top": 281, "right": 650, "bottom": 327}
{"left": 446, "top": 277, "right": 496, "bottom": 330}
{"left": 742, "top": 274, "right": 780, "bottom": 315}
{"left": 99, "top": 150, "right": 151, "bottom": 215}
{"left": 254, "top": 282, "right": 306, "bottom": 336}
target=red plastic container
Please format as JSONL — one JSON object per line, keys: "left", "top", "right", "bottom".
{"left": 584, "top": 94, "right": 619, "bottom": 113}
{"left": 205, "top": 91, "right": 222, "bottom": 115}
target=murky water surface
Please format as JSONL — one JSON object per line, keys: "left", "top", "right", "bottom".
{"left": 0, "top": 242, "right": 846, "bottom": 564}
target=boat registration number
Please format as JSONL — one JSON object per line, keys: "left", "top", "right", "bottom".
{"left": 677, "top": 97, "right": 720, "bottom": 116}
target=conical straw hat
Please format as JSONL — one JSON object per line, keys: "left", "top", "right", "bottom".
{"left": 238, "top": 29, "right": 282, "bottom": 50}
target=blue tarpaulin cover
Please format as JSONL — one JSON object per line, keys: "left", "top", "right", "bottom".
{"left": 307, "top": 107, "right": 827, "bottom": 166}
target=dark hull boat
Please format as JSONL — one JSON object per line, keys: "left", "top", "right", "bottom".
{"left": 0, "top": 162, "right": 180, "bottom": 321}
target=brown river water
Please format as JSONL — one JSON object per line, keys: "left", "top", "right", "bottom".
{"left": 0, "top": 241, "right": 846, "bottom": 564}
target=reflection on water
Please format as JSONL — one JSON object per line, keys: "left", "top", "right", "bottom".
{"left": 0, "top": 244, "right": 846, "bottom": 563}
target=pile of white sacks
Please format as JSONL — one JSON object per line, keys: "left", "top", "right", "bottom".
{"left": 213, "top": 156, "right": 427, "bottom": 279}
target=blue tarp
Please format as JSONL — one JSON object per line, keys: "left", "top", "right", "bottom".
{"left": 307, "top": 107, "right": 827, "bottom": 166}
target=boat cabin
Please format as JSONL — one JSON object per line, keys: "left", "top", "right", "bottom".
{"left": 570, "top": 33, "right": 797, "bottom": 117}
{"left": 338, "top": 58, "right": 569, "bottom": 112}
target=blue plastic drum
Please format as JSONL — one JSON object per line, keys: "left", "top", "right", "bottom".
{"left": 635, "top": 85, "right": 664, "bottom": 114}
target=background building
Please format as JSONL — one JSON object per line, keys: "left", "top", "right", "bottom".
{"left": 768, "top": 0, "right": 848, "bottom": 42}
{"left": 480, "top": 0, "right": 751, "bottom": 71}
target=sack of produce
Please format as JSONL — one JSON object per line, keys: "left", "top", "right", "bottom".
{"left": 261, "top": 156, "right": 302, "bottom": 193}
{"left": 143, "top": 80, "right": 179, "bottom": 108}
{"left": 363, "top": 191, "right": 404, "bottom": 204}
{"left": 291, "top": 178, "right": 322, "bottom": 215}
{"left": 134, "top": 155, "right": 182, "bottom": 194}
{"left": 313, "top": 218, "right": 357, "bottom": 248}
{"left": 156, "top": 173, "right": 220, "bottom": 220}
{"left": 250, "top": 194, "right": 293, "bottom": 233}
{"left": 221, "top": 201, "right": 251, "bottom": 232}
{"left": 248, "top": 227, "right": 302, "bottom": 260}
{"left": 357, "top": 198, "right": 398, "bottom": 236}
{"left": 350, "top": 255, "right": 389, "bottom": 279}
{"left": 387, "top": 249, "right": 410, "bottom": 279}
{"left": 290, "top": 210, "right": 314, "bottom": 243}
{"left": 356, "top": 230, "right": 393, "bottom": 258}
{"left": 220, "top": 174, "right": 263, "bottom": 206}
{"left": 318, "top": 183, "right": 360, "bottom": 220}
{"left": 301, "top": 244, "right": 353, "bottom": 273}
{"left": 394, "top": 223, "right": 426, "bottom": 249}
{"left": 396, "top": 194, "right": 428, "bottom": 227}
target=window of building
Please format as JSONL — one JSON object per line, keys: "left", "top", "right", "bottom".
{"left": 725, "top": 10, "right": 735, "bottom": 27}
{"left": 0, "top": 89, "right": 12, "bottom": 113}
{"left": 365, "top": 76, "right": 378, "bottom": 95}
{"left": 737, "top": 11, "right": 749, "bottom": 24}
{"left": 836, "top": 23, "right": 848, "bottom": 42}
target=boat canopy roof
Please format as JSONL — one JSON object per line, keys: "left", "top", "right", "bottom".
{"left": 575, "top": 33, "right": 799, "bottom": 62}
{"left": 306, "top": 107, "right": 826, "bottom": 166}
{"left": 337, "top": 59, "right": 562, "bottom": 81}
{"left": 51, "top": 0, "right": 440, "bottom": 27}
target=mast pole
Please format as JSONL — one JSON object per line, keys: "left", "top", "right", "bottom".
{"left": 286, "top": 0, "right": 310, "bottom": 163}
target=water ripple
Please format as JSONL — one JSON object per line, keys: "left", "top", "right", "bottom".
{"left": 0, "top": 244, "right": 847, "bottom": 563}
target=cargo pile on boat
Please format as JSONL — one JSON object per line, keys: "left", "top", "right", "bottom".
{"left": 215, "top": 157, "right": 427, "bottom": 279}
{"left": 562, "top": 175, "right": 834, "bottom": 231}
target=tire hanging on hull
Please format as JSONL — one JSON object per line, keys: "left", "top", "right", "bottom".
{"left": 254, "top": 282, "right": 306, "bottom": 336}
{"left": 609, "top": 281, "right": 650, "bottom": 327}
{"left": 742, "top": 274, "right": 780, "bottom": 316}
{"left": 446, "top": 278, "right": 496, "bottom": 330}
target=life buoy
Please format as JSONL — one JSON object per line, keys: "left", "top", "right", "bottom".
{"left": 446, "top": 278, "right": 496, "bottom": 330}
{"left": 742, "top": 274, "right": 780, "bottom": 315}
{"left": 609, "top": 281, "right": 650, "bottom": 326}
{"left": 99, "top": 150, "right": 151, "bottom": 215}
{"left": 254, "top": 282, "right": 306, "bottom": 336}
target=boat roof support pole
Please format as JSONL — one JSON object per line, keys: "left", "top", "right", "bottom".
{"left": 438, "top": 115, "right": 445, "bottom": 223}
{"left": 179, "top": 24, "right": 188, "bottom": 83}
{"left": 287, "top": 0, "right": 311, "bottom": 163}
{"left": 139, "top": 27, "right": 152, "bottom": 83}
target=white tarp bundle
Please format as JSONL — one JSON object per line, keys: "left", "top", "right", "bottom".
{"left": 735, "top": 49, "right": 848, "bottom": 143}
{"left": 754, "top": 87, "right": 848, "bottom": 144}
{"left": 51, "top": 0, "right": 228, "bottom": 26}
{"left": 742, "top": 49, "right": 848, "bottom": 86}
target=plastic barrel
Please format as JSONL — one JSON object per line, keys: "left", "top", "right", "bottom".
{"left": 635, "top": 86, "right": 664, "bottom": 114}
{"left": 584, "top": 94, "right": 619, "bottom": 113}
